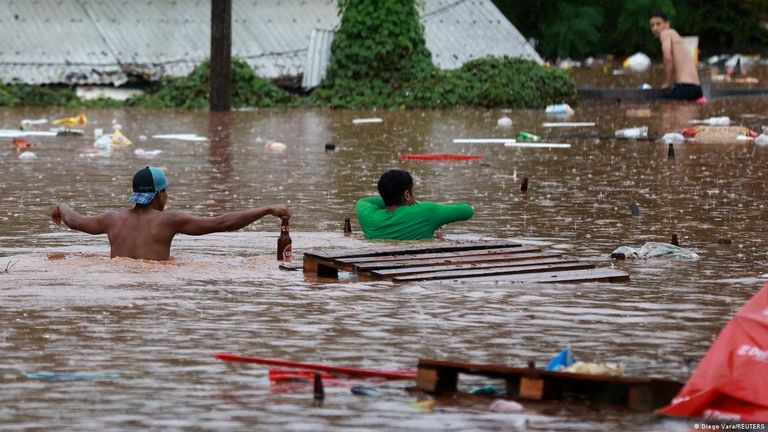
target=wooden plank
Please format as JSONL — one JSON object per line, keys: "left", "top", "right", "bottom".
{"left": 338, "top": 246, "right": 527, "bottom": 264}
{"left": 303, "top": 240, "right": 521, "bottom": 261}
{"left": 353, "top": 248, "right": 546, "bottom": 272}
{"left": 370, "top": 256, "right": 578, "bottom": 277}
{"left": 392, "top": 262, "right": 596, "bottom": 282}
{"left": 302, "top": 256, "right": 340, "bottom": 277}
{"left": 444, "top": 268, "right": 630, "bottom": 284}
{"left": 417, "top": 359, "right": 681, "bottom": 391}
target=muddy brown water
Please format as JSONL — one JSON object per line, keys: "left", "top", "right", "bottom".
{"left": 1, "top": 96, "right": 767, "bottom": 430}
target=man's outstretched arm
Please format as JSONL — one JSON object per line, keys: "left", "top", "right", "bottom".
{"left": 51, "top": 204, "right": 113, "bottom": 235}
{"left": 170, "top": 205, "right": 290, "bottom": 236}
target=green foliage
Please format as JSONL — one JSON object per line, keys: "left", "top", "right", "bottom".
{"left": 537, "top": 4, "right": 603, "bottom": 59}
{"left": 313, "top": 57, "right": 576, "bottom": 109}
{"left": 325, "top": 0, "right": 435, "bottom": 87}
{"left": 684, "top": 1, "right": 768, "bottom": 52}
{"left": 0, "top": 84, "right": 122, "bottom": 108}
{"left": 128, "top": 59, "right": 295, "bottom": 109}
{"left": 493, "top": 0, "right": 768, "bottom": 58}
{"left": 608, "top": 0, "right": 676, "bottom": 54}
{"left": 314, "top": 0, "right": 574, "bottom": 109}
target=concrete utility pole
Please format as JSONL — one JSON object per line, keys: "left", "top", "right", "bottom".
{"left": 210, "top": 0, "right": 232, "bottom": 112}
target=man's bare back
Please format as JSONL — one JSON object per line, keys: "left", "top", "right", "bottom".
{"left": 650, "top": 12, "right": 701, "bottom": 101}
{"left": 51, "top": 166, "right": 290, "bottom": 261}
{"left": 659, "top": 28, "right": 699, "bottom": 86}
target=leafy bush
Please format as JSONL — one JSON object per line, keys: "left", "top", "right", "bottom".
{"left": 314, "top": 0, "right": 575, "bottom": 109}
{"left": 128, "top": 59, "right": 295, "bottom": 109}
{"left": 0, "top": 84, "right": 121, "bottom": 108}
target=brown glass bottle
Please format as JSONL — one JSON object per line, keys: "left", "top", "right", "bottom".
{"left": 277, "top": 220, "right": 292, "bottom": 261}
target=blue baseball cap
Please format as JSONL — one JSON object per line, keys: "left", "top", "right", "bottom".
{"left": 128, "top": 166, "right": 167, "bottom": 205}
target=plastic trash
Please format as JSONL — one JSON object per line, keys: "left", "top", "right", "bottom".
{"left": 351, "top": 386, "right": 383, "bottom": 396}
{"left": 515, "top": 132, "right": 541, "bottom": 142}
{"left": 94, "top": 128, "right": 104, "bottom": 138}
{"left": 690, "top": 116, "right": 731, "bottom": 126}
{"left": 496, "top": 117, "right": 513, "bottom": 127}
{"left": 542, "top": 122, "right": 595, "bottom": 128}
{"left": 638, "top": 242, "right": 699, "bottom": 259}
{"left": 615, "top": 126, "right": 648, "bottom": 139}
{"left": 111, "top": 129, "right": 132, "bottom": 146}
{"left": 134, "top": 149, "right": 162, "bottom": 159}
{"left": 265, "top": 141, "right": 287, "bottom": 152}
{"left": 490, "top": 399, "right": 524, "bottom": 412}
{"left": 660, "top": 133, "right": 685, "bottom": 145}
{"left": 563, "top": 362, "right": 625, "bottom": 376}
{"left": 13, "top": 138, "right": 33, "bottom": 151}
{"left": 640, "top": 83, "right": 653, "bottom": 90}
{"left": 469, "top": 384, "right": 503, "bottom": 396}
{"left": 352, "top": 117, "right": 383, "bottom": 124}
{"left": 0, "top": 129, "right": 57, "bottom": 138}
{"left": 610, "top": 243, "right": 698, "bottom": 260}
{"left": 53, "top": 113, "right": 87, "bottom": 128}
{"left": 623, "top": 52, "right": 651, "bottom": 72}
{"left": 610, "top": 246, "right": 639, "bottom": 260}
{"left": 18, "top": 151, "right": 37, "bottom": 161}
{"left": 23, "top": 372, "right": 119, "bottom": 380}
{"left": 94, "top": 134, "right": 113, "bottom": 149}
{"left": 20, "top": 119, "right": 48, "bottom": 130}
{"left": 546, "top": 347, "right": 577, "bottom": 371}
{"left": 152, "top": 134, "right": 208, "bottom": 142}
{"left": 755, "top": 134, "right": 768, "bottom": 147}
{"left": 545, "top": 103, "right": 574, "bottom": 116}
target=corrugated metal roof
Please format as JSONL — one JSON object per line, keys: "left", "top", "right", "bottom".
{"left": 0, "top": 0, "right": 541, "bottom": 86}
{"left": 302, "top": 29, "right": 334, "bottom": 90}
{"left": 422, "top": 0, "right": 543, "bottom": 67}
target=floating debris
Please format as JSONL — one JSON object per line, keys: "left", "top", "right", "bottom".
{"left": 352, "top": 117, "right": 383, "bottom": 124}
{"left": 152, "top": 134, "right": 208, "bottom": 142}
{"left": 496, "top": 116, "right": 513, "bottom": 127}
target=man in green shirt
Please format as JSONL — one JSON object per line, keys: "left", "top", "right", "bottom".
{"left": 355, "top": 170, "right": 474, "bottom": 240}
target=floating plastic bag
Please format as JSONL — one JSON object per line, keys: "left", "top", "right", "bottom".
{"left": 546, "top": 347, "right": 577, "bottom": 371}
{"left": 545, "top": 103, "right": 574, "bottom": 116}
{"left": 611, "top": 242, "right": 699, "bottom": 260}
{"left": 660, "top": 133, "right": 685, "bottom": 145}
{"left": 563, "top": 361, "right": 625, "bottom": 376}
{"left": 53, "top": 113, "right": 87, "bottom": 128}
{"left": 623, "top": 52, "right": 651, "bottom": 72}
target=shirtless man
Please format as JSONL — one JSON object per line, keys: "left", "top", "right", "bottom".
{"left": 649, "top": 12, "right": 702, "bottom": 101}
{"left": 51, "top": 166, "right": 290, "bottom": 261}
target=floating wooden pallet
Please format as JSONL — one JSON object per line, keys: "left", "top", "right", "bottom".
{"left": 303, "top": 240, "right": 629, "bottom": 283}
{"left": 417, "top": 358, "right": 683, "bottom": 412}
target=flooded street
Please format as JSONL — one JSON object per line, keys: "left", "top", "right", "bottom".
{"left": 1, "top": 98, "right": 768, "bottom": 430}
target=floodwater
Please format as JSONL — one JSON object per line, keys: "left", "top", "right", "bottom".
{"left": 1, "top": 95, "right": 768, "bottom": 431}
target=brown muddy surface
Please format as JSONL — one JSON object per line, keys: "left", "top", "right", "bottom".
{"left": 1, "top": 94, "right": 767, "bottom": 430}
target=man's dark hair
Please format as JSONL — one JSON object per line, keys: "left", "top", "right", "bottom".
{"left": 377, "top": 170, "right": 413, "bottom": 206}
{"left": 650, "top": 11, "right": 668, "bottom": 21}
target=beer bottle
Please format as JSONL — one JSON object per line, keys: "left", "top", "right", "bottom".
{"left": 277, "top": 219, "right": 292, "bottom": 261}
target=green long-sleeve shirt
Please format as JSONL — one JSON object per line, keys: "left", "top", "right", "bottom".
{"left": 355, "top": 196, "right": 474, "bottom": 240}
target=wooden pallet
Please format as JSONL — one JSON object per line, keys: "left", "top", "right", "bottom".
{"left": 302, "top": 240, "right": 629, "bottom": 283}
{"left": 417, "top": 358, "right": 682, "bottom": 411}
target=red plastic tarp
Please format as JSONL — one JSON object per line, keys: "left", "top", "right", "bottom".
{"left": 661, "top": 282, "right": 768, "bottom": 421}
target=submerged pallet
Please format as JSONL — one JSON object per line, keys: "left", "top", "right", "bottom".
{"left": 417, "top": 358, "right": 683, "bottom": 411}
{"left": 303, "top": 240, "right": 629, "bottom": 283}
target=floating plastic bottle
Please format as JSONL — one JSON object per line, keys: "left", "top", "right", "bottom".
{"left": 615, "top": 126, "right": 648, "bottom": 139}
{"left": 496, "top": 116, "right": 513, "bottom": 127}
{"left": 515, "top": 131, "right": 541, "bottom": 142}
{"left": 545, "top": 103, "right": 574, "bottom": 116}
